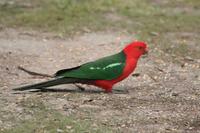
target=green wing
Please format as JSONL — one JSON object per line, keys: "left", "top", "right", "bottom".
{"left": 55, "top": 51, "right": 126, "bottom": 80}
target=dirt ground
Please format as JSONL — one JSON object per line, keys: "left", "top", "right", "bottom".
{"left": 0, "top": 28, "right": 200, "bottom": 132}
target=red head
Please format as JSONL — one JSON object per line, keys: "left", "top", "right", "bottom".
{"left": 123, "top": 41, "right": 148, "bottom": 59}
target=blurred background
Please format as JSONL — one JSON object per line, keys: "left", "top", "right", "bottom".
{"left": 0, "top": 0, "right": 200, "bottom": 132}
{"left": 0, "top": 0, "right": 200, "bottom": 58}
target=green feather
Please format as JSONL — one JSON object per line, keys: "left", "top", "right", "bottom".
{"left": 56, "top": 51, "right": 126, "bottom": 80}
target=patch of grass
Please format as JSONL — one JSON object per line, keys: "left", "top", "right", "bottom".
{"left": 0, "top": 0, "right": 199, "bottom": 33}
{"left": 0, "top": 0, "right": 118, "bottom": 33}
{"left": 1, "top": 97, "right": 112, "bottom": 133}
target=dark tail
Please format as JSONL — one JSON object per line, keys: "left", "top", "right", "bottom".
{"left": 13, "top": 78, "right": 88, "bottom": 91}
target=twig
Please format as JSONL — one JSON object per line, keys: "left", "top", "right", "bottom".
{"left": 155, "top": 67, "right": 165, "bottom": 73}
{"left": 17, "top": 66, "right": 53, "bottom": 78}
{"left": 75, "top": 84, "right": 85, "bottom": 91}
{"left": 147, "top": 74, "right": 158, "bottom": 82}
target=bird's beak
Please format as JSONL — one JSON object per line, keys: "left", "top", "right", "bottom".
{"left": 142, "top": 49, "right": 148, "bottom": 58}
{"left": 144, "top": 49, "right": 148, "bottom": 55}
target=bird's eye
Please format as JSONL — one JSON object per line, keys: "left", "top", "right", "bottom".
{"left": 138, "top": 46, "right": 143, "bottom": 50}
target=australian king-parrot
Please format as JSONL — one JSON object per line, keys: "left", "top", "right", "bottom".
{"left": 14, "top": 41, "right": 148, "bottom": 92}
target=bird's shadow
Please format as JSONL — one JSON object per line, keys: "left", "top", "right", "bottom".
{"left": 13, "top": 87, "right": 129, "bottom": 94}
{"left": 31, "top": 88, "right": 102, "bottom": 94}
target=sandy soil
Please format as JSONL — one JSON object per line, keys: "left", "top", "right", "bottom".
{"left": 0, "top": 28, "right": 200, "bottom": 132}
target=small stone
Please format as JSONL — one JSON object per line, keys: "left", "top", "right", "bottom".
{"left": 188, "top": 127, "right": 194, "bottom": 130}
{"left": 43, "top": 38, "right": 47, "bottom": 42}
{"left": 57, "top": 128, "right": 64, "bottom": 133}
{"left": 121, "top": 124, "right": 126, "bottom": 127}
{"left": 184, "top": 56, "right": 194, "bottom": 62}
{"left": 150, "top": 32, "right": 159, "bottom": 36}
{"left": 66, "top": 126, "right": 72, "bottom": 129}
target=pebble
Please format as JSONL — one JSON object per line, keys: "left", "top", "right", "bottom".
{"left": 57, "top": 128, "right": 64, "bottom": 133}
{"left": 66, "top": 126, "right": 72, "bottom": 129}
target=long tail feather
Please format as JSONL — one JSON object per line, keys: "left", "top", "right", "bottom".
{"left": 13, "top": 78, "right": 88, "bottom": 91}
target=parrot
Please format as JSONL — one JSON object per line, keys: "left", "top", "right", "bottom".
{"left": 13, "top": 41, "right": 148, "bottom": 93}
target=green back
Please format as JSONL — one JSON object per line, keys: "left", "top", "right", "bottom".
{"left": 57, "top": 51, "right": 126, "bottom": 80}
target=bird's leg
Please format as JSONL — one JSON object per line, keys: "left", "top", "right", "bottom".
{"left": 74, "top": 84, "right": 86, "bottom": 91}
{"left": 104, "top": 89, "right": 112, "bottom": 93}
